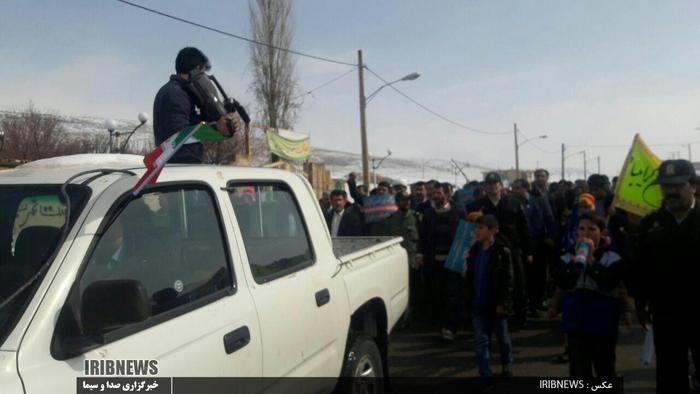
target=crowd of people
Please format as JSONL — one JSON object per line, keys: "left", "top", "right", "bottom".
{"left": 318, "top": 161, "right": 699, "bottom": 393}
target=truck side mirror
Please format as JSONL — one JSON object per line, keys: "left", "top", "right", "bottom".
{"left": 82, "top": 279, "right": 151, "bottom": 336}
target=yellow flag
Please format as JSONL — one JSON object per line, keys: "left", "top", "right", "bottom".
{"left": 266, "top": 128, "right": 311, "bottom": 161}
{"left": 612, "top": 134, "right": 662, "bottom": 217}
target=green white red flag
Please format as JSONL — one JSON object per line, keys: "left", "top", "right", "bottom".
{"left": 132, "top": 122, "right": 228, "bottom": 196}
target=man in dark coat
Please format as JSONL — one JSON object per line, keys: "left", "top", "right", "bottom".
{"left": 467, "top": 172, "right": 532, "bottom": 328}
{"left": 153, "top": 47, "right": 240, "bottom": 163}
{"left": 324, "top": 190, "right": 363, "bottom": 237}
{"left": 417, "top": 182, "right": 465, "bottom": 339}
{"left": 512, "top": 178, "right": 557, "bottom": 315}
{"left": 630, "top": 160, "right": 700, "bottom": 393}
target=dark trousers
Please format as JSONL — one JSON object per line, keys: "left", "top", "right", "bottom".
{"left": 511, "top": 247, "right": 528, "bottom": 322}
{"left": 525, "top": 242, "right": 548, "bottom": 311}
{"left": 422, "top": 261, "right": 445, "bottom": 324}
{"left": 653, "top": 311, "right": 700, "bottom": 394}
{"left": 443, "top": 270, "right": 466, "bottom": 332}
{"left": 568, "top": 333, "right": 617, "bottom": 378}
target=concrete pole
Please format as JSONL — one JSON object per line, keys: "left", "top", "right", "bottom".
{"left": 358, "top": 50, "right": 370, "bottom": 188}
{"left": 561, "top": 143, "right": 565, "bottom": 181}
{"left": 514, "top": 123, "right": 520, "bottom": 176}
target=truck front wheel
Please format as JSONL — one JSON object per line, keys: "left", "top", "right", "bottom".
{"left": 338, "top": 335, "right": 384, "bottom": 393}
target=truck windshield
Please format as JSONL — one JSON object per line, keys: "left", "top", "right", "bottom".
{"left": 0, "top": 184, "right": 89, "bottom": 346}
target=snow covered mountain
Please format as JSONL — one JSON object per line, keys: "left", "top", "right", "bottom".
{"left": 3, "top": 112, "right": 492, "bottom": 183}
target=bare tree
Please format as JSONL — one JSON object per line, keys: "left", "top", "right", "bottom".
{"left": 0, "top": 103, "right": 79, "bottom": 160}
{"left": 249, "top": 0, "right": 301, "bottom": 132}
{"left": 75, "top": 133, "right": 111, "bottom": 154}
{"left": 202, "top": 133, "right": 243, "bottom": 164}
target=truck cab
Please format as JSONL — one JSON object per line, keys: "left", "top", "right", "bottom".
{"left": 0, "top": 155, "right": 408, "bottom": 393}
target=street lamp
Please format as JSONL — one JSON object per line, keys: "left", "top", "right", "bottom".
{"left": 0, "top": 130, "right": 5, "bottom": 155}
{"left": 564, "top": 149, "right": 586, "bottom": 179}
{"left": 372, "top": 149, "right": 392, "bottom": 186}
{"left": 104, "top": 119, "right": 117, "bottom": 153}
{"left": 120, "top": 112, "right": 149, "bottom": 153}
{"left": 358, "top": 49, "right": 419, "bottom": 189}
{"left": 514, "top": 125, "right": 547, "bottom": 175}
{"left": 366, "top": 72, "right": 420, "bottom": 103}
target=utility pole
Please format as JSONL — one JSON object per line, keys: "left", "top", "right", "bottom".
{"left": 561, "top": 143, "right": 565, "bottom": 181}
{"left": 514, "top": 123, "right": 520, "bottom": 176}
{"left": 597, "top": 156, "right": 601, "bottom": 174}
{"left": 688, "top": 144, "right": 692, "bottom": 162}
{"left": 583, "top": 150, "right": 588, "bottom": 179}
{"left": 357, "top": 50, "right": 370, "bottom": 188}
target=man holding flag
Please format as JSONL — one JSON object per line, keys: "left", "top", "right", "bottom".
{"left": 153, "top": 47, "right": 241, "bottom": 164}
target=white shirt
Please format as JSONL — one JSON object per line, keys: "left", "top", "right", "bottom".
{"left": 331, "top": 209, "right": 345, "bottom": 237}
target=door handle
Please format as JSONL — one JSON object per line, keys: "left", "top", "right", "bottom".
{"left": 223, "top": 326, "right": 250, "bottom": 354}
{"left": 315, "top": 288, "right": 330, "bottom": 307}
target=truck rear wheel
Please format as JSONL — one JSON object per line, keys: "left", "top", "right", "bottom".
{"left": 338, "top": 335, "right": 384, "bottom": 394}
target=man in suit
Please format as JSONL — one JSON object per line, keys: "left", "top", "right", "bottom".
{"left": 325, "top": 190, "right": 363, "bottom": 237}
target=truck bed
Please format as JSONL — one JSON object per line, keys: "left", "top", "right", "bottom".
{"left": 332, "top": 236, "right": 403, "bottom": 261}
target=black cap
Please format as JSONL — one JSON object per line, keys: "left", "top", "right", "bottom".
{"left": 654, "top": 160, "right": 696, "bottom": 185}
{"left": 587, "top": 174, "right": 607, "bottom": 188}
{"left": 484, "top": 172, "right": 501, "bottom": 183}
{"left": 475, "top": 214, "right": 499, "bottom": 229}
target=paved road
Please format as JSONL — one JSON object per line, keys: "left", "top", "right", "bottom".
{"left": 388, "top": 316, "right": 656, "bottom": 394}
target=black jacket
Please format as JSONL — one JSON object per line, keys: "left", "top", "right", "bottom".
{"left": 153, "top": 75, "right": 203, "bottom": 163}
{"left": 465, "top": 238, "right": 514, "bottom": 317}
{"left": 347, "top": 179, "right": 364, "bottom": 206}
{"left": 553, "top": 244, "right": 623, "bottom": 293}
{"left": 521, "top": 193, "right": 557, "bottom": 242}
{"left": 324, "top": 210, "right": 363, "bottom": 237}
{"left": 467, "top": 195, "right": 532, "bottom": 256}
{"left": 417, "top": 204, "right": 464, "bottom": 264}
{"left": 630, "top": 200, "right": 700, "bottom": 312}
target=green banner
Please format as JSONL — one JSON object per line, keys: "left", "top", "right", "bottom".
{"left": 612, "top": 134, "right": 662, "bottom": 217}
{"left": 266, "top": 129, "right": 311, "bottom": 161}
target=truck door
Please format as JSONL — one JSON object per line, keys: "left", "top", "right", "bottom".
{"left": 18, "top": 185, "right": 262, "bottom": 393}
{"left": 226, "top": 182, "right": 323, "bottom": 377}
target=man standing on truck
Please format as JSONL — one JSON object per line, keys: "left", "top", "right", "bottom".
{"left": 153, "top": 47, "right": 241, "bottom": 164}
{"left": 417, "top": 182, "right": 465, "bottom": 340}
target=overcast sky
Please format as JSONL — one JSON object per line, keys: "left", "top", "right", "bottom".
{"left": 3, "top": 0, "right": 700, "bottom": 178}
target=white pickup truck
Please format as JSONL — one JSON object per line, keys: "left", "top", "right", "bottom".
{"left": 0, "top": 155, "right": 408, "bottom": 394}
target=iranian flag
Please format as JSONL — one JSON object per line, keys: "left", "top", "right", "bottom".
{"left": 132, "top": 122, "right": 228, "bottom": 196}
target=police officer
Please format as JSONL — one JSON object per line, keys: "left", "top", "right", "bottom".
{"left": 153, "top": 47, "right": 240, "bottom": 164}
{"left": 631, "top": 159, "right": 700, "bottom": 393}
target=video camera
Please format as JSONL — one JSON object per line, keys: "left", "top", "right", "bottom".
{"left": 186, "top": 69, "right": 251, "bottom": 136}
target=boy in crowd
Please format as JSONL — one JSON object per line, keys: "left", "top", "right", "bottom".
{"left": 465, "top": 214, "right": 514, "bottom": 377}
{"left": 551, "top": 212, "right": 622, "bottom": 378}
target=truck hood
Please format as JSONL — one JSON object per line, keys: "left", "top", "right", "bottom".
{"left": 0, "top": 350, "right": 23, "bottom": 394}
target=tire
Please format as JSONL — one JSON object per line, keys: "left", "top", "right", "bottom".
{"left": 337, "top": 335, "right": 384, "bottom": 394}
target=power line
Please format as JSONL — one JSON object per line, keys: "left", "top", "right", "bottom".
{"left": 114, "top": 0, "right": 357, "bottom": 67}
{"left": 364, "top": 66, "right": 511, "bottom": 136}
{"left": 294, "top": 67, "right": 356, "bottom": 100}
